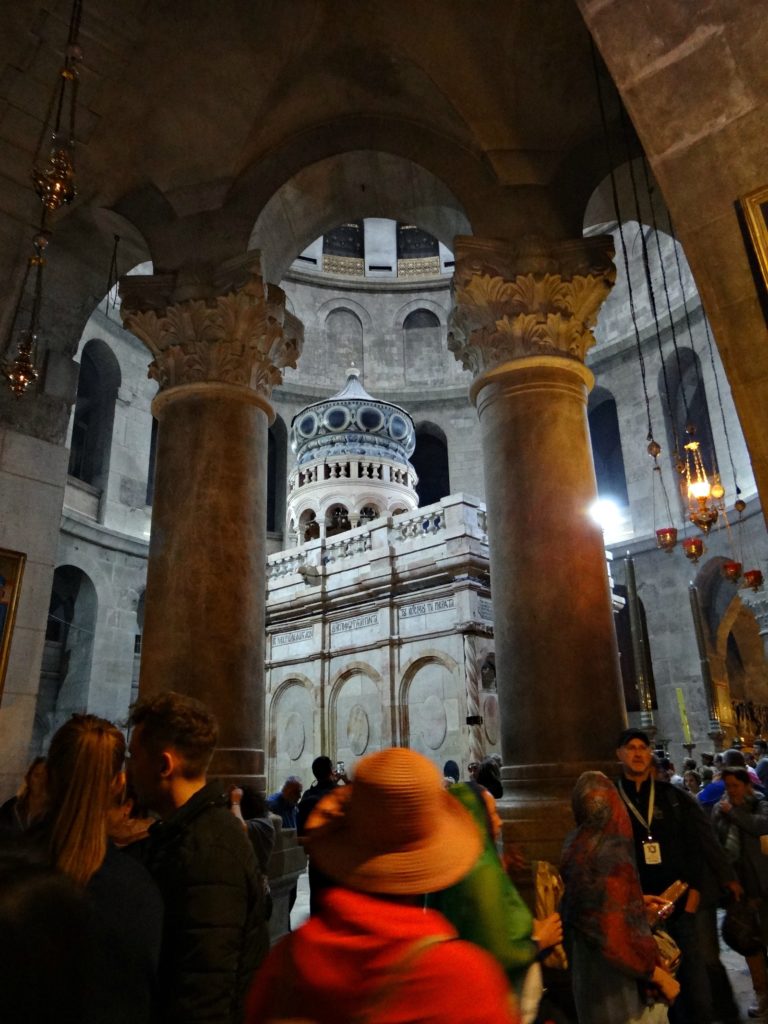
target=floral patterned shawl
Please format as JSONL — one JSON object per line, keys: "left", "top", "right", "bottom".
{"left": 560, "top": 771, "right": 656, "bottom": 979}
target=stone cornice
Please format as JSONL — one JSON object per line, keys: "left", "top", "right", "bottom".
{"left": 119, "top": 254, "right": 304, "bottom": 396}
{"left": 449, "top": 235, "right": 615, "bottom": 375}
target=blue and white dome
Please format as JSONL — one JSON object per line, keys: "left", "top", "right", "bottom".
{"left": 290, "top": 368, "right": 416, "bottom": 467}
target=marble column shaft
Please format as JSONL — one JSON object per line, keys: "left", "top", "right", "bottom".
{"left": 120, "top": 256, "right": 303, "bottom": 785}
{"left": 450, "top": 235, "right": 627, "bottom": 859}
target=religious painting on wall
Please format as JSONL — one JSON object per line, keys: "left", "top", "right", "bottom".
{"left": 0, "top": 548, "right": 26, "bottom": 698}
{"left": 740, "top": 185, "right": 768, "bottom": 309}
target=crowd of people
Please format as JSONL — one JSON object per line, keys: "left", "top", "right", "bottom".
{"left": 0, "top": 699, "right": 766, "bottom": 1024}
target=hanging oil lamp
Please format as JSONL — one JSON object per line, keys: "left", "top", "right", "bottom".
{"left": 648, "top": 438, "right": 678, "bottom": 552}
{"left": 743, "top": 569, "right": 764, "bottom": 591}
{"left": 682, "top": 536, "right": 704, "bottom": 563}
{"left": 31, "top": 31, "right": 82, "bottom": 212}
{"left": 2, "top": 233, "right": 48, "bottom": 397}
{"left": 684, "top": 440, "right": 719, "bottom": 533}
{"left": 656, "top": 527, "right": 678, "bottom": 552}
{"left": 722, "top": 561, "right": 742, "bottom": 582}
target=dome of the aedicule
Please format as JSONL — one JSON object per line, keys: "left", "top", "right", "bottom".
{"left": 290, "top": 368, "right": 416, "bottom": 467}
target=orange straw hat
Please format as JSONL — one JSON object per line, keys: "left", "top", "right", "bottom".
{"left": 302, "top": 747, "right": 482, "bottom": 895}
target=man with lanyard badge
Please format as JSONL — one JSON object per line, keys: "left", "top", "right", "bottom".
{"left": 616, "top": 728, "right": 713, "bottom": 1024}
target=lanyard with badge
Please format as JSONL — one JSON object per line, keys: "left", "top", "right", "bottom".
{"left": 620, "top": 777, "right": 662, "bottom": 865}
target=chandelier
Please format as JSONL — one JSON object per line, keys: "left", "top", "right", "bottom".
{"left": 683, "top": 439, "right": 724, "bottom": 534}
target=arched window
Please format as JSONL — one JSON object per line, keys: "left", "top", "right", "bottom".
{"left": 661, "top": 347, "right": 717, "bottom": 488}
{"left": 412, "top": 424, "right": 450, "bottom": 507}
{"left": 68, "top": 339, "right": 121, "bottom": 490}
{"left": 359, "top": 505, "right": 379, "bottom": 523}
{"left": 325, "top": 503, "right": 351, "bottom": 538}
{"left": 404, "top": 309, "right": 441, "bottom": 383}
{"left": 325, "top": 309, "right": 363, "bottom": 370}
{"left": 588, "top": 393, "right": 629, "bottom": 507}
{"left": 300, "top": 510, "right": 320, "bottom": 543}
{"left": 34, "top": 565, "right": 97, "bottom": 752}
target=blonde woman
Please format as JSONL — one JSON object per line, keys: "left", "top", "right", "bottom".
{"left": 41, "top": 714, "right": 163, "bottom": 1023}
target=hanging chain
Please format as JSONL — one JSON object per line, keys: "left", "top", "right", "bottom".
{"left": 616, "top": 103, "right": 683, "bottom": 465}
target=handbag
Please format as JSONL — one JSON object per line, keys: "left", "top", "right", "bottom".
{"left": 721, "top": 897, "right": 764, "bottom": 956}
{"left": 652, "top": 928, "right": 681, "bottom": 976}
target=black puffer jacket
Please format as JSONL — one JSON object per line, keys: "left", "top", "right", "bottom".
{"left": 137, "top": 783, "right": 268, "bottom": 1023}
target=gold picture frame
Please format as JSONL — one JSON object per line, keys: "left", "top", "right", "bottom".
{"left": 0, "top": 548, "right": 26, "bottom": 698}
{"left": 741, "top": 185, "right": 768, "bottom": 289}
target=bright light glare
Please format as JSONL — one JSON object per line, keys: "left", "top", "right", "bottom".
{"left": 589, "top": 498, "right": 624, "bottom": 542}
{"left": 688, "top": 480, "right": 711, "bottom": 500}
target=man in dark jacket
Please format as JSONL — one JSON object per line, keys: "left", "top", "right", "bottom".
{"left": 296, "top": 756, "right": 339, "bottom": 914}
{"left": 616, "top": 727, "right": 741, "bottom": 1024}
{"left": 128, "top": 691, "right": 268, "bottom": 1023}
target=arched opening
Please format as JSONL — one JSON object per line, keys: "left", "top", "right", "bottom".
{"left": 359, "top": 504, "right": 379, "bottom": 523}
{"left": 325, "top": 503, "right": 351, "bottom": 538}
{"left": 412, "top": 423, "right": 450, "bottom": 507}
{"left": 299, "top": 509, "right": 320, "bottom": 543}
{"left": 588, "top": 390, "right": 629, "bottom": 508}
{"left": 404, "top": 308, "right": 442, "bottom": 384}
{"left": 67, "top": 339, "right": 121, "bottom": 491}
{"left": 34, "top": 565, "right": 98, "bottom": 752}
{"left": 325, "top": 308, "right": 364, "bottom": 373}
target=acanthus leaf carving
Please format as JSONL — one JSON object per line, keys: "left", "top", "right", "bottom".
{"left": 451, "top": 258, "right": 614, "bottom": 377}
{"left": 122, "top": 268, "right": 304, "bottom": 396}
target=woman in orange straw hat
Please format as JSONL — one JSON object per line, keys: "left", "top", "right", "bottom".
{"left": 246, "top": 746, "right": 520, "bottom": 1023}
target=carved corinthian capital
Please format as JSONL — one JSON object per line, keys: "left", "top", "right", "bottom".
{"left": 449, "top": 235, "right": 615, "bottom": 378}
{"left": 119, "top": 254, "right": 303, "bottom": 397}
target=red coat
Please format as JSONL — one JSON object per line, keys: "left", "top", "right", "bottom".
{"left": 246, "top": 887, "right": 520, "bottom": 1023}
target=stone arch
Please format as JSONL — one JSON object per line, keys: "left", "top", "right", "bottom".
{"left": 710, "top": 584, "right": 768, "bottom": 735}
{"left": 316, "top": 296, "right": 374, "bottom": 334}
{"left": 67, "top": 338, "right": 122, "bottom": 492}
{"left": 328, "top": 662, "right": 383, "bottom": 768}
{"left": 412, "top": 422, "right": 450, "bottom": 507}
{"left": 398, "top": 652, "right": 460, "bottom": 760}
{"left": 393, "top": 297, "right": 448, "bottom": 330}
{"left": 268, "top": 676, "right": 316, "bottom": 792}
{"left": 247, "top": 149, "right": 472, "bottom": 284}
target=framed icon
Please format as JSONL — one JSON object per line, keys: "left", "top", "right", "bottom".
{"left": 0, "top": 548, "right": 26, "bottom": 697}
{"left": 741, "top": 185, "right": 768, "bottom": 291}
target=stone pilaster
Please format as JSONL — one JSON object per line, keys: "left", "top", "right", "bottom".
{"left": 450, "top": 235, "right": 627, "bottom": 863}
{"left": 121, "top": 254, "right": 303, "bottom": 788}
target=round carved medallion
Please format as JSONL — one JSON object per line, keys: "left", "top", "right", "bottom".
{"left": 347, "top": 704, "right": 370, "bottom": 756}
{"left": 282, "top": 711, "right": 305, "bottom": 761}
{"left": 421, "top": 694, "right": 447, "bottom": 750}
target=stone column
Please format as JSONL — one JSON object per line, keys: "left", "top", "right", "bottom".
{"left": 449, "top": 235, "right": 627, "bottom": 861}
{"left": 120, "top": 255, "right": 303, "bottom": 788}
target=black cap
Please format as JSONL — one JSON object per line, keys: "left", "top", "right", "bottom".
{"left": 616, "top": 727, "right": 651, "bottom": 748}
